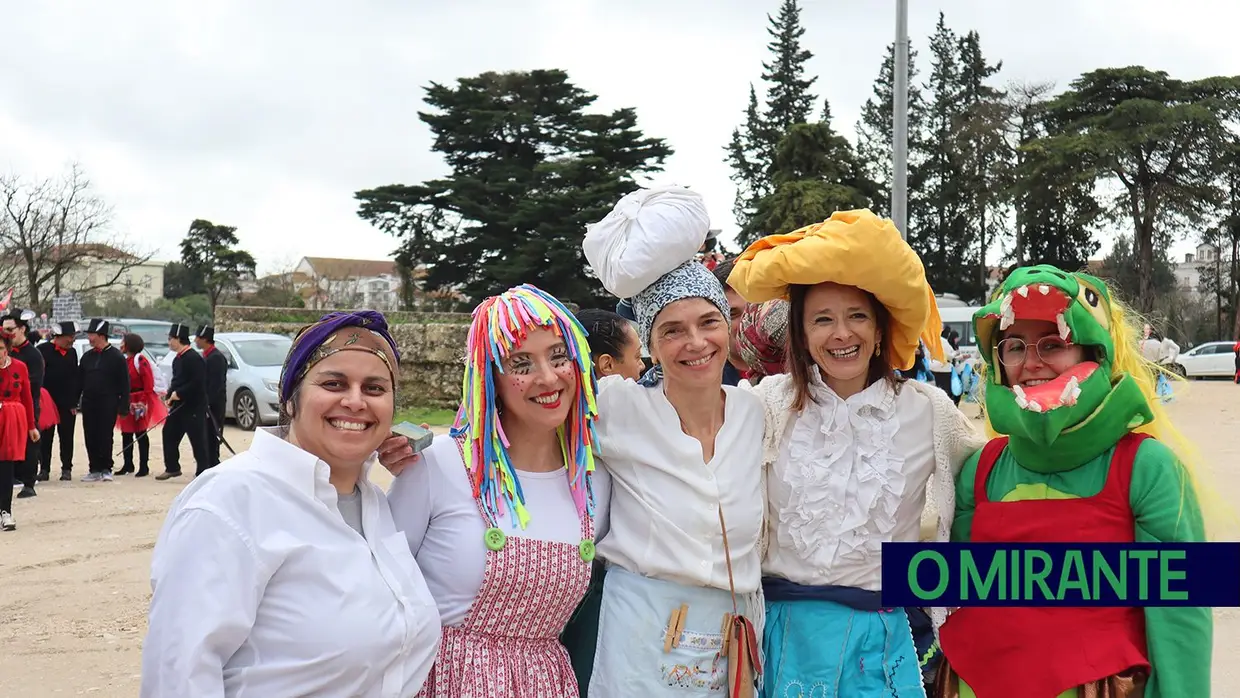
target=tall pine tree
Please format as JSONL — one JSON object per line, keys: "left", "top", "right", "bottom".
{"left": 855, "top": 42, "right": 928, "bottom": 219}
{"left": 954, "top": 30, "right": 1010, "bottom": 294}
{"left": 914, "top": 13, "right": 979, "bottom": 300}
{"left": 725, "top": 0, "right": 822, "bottom": 246}
{"left": 746, "top": 123, "right": 878, "bottom": 236}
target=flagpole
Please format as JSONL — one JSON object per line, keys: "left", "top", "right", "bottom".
{"left": 892, "top": 0, "right": 909, "bottom": 240}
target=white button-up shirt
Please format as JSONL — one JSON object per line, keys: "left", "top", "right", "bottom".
{"left": 593, "top": 376, "right": 765, "bottom": 594}
{"left": 141, "top": 428, "right": 441, "bottom": 697}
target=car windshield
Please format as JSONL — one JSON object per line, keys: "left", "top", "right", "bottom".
{"left": 231, "top": 338, "right": 292, "bottom": 367}
{"left": 120, "top": 323, "right": 170, "bottom": 345}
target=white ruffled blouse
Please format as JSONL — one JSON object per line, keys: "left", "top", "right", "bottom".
{"left": 762, "top": 369, "right": 937, "bottom": 591}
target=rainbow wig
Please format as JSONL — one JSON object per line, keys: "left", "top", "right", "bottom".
{"left": 450, "top": 284, "right": 600, "bottom": 530}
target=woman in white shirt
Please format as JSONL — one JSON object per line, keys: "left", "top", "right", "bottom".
{"left": 141, "top": 310, "right": 441, "bottom": 698}
{"left": 387, "top": 284, "right": 610, "bottom": 698}
{"left": 728, "top": 210, "right": 985, "bottom": 698}
{"left": 580, "top": 186, "right": 766, "bottom": 697}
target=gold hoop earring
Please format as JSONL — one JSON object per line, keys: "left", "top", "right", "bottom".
{"left": 875, "top": 341, "right": 881, "bottom": 356}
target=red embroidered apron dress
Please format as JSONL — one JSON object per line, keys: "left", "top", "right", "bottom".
{"left": 418, "top": 438, "right": 595, "bottom": 698}
{"left": 0, "top": 359, "right": 34, "bottom": 461}
{"left": 117, "top": 353, "right": 167, "bottom": 433}
{"left": 937, "top": 433, "right": 1150, "bottom": 698}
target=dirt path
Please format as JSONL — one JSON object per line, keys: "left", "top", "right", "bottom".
{"left": 2, "top": 382, "right": 1238, "bottom": 696}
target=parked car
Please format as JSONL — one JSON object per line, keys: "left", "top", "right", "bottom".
{"left": 111, "top": 318, "right": 174, "bottom": 360}
{"left": 158, "top": 332, "right": 292, "bottom": 430}
{"left": 1174, "top": 341, "right": 1238, "bottom": 379}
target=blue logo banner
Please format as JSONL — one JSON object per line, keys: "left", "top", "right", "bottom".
{"left": 880, "top": 542, "right": 1240, "bottom": 607}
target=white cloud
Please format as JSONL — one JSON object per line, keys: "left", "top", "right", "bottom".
{"left": 0, "top": 0, "right": 1233, "bottom": 274}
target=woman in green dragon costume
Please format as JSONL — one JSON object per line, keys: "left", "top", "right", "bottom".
{"left": 934, "top": 265, "right": 1213, "bottom": 698}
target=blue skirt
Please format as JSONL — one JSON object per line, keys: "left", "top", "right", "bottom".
{"left": 762, "top": 598, "right": 926, "bottom": 697}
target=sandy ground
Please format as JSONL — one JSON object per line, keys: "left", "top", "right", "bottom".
{"left": 3, "top": 382, "right": 1239, "bottom": 697}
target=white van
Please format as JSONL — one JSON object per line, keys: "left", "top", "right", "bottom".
{"left": 938, "top": 304, "right": 984, "bottom": 367}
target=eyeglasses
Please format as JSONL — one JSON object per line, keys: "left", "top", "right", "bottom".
{"left": 997, "top": 336, "right": 1074, "bottom": 366}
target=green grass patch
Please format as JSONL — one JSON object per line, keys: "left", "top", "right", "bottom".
{"left": 395, "top": 406, "right": 457, "bottom": 427}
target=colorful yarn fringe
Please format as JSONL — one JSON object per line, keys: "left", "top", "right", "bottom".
{"left": 450, "top": 284, "right": 600, "bottom": 530}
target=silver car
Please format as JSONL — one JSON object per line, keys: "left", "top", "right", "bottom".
{"left": 158, "top": 332, "right": 292, "bottom": 430}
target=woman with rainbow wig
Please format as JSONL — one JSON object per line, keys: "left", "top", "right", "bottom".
{"left": 387, "top": 283, "right": 610, "bottom": 697}
{"left": 934, "top": 265, "right": 1215, "bottom": 698}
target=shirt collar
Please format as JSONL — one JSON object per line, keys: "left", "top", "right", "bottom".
{"left": 248, "top": 427, "right": 377, "bottom": 507}
{"left": 807, "top": 365, "right": 897, "bottom": 414}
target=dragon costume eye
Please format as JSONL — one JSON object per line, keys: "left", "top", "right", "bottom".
{"left": 1074, "top": 280, "right": 1110, "bottom": 331}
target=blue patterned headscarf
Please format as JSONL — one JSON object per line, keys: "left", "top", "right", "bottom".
{"left": 631, "top": 260, "right": 730, "bottom": 348}
{"left": 279, "top": 310, "right": 401, "bottom": 403}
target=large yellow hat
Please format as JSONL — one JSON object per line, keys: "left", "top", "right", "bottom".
{"left": 727, "top": 209, "right": 944, "bottom": 370}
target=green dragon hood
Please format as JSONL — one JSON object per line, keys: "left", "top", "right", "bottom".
{"left": 974, "top": 265, "right": 1153, "bottom": 469}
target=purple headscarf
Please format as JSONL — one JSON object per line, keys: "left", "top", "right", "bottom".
{"left": 278, "top": 310, "right": 401, "bottom": 403}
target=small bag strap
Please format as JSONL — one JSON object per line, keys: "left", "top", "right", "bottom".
{"left": 717, "top": 504, "right": 739, "bottom": 617}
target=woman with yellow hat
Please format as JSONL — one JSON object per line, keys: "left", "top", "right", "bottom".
{"left": 727, "top": 209, "right": 985, "bottom": 697}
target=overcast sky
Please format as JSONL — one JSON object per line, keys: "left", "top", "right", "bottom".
{"left": 1, "top": 0, "right": 1235, "bottom": 275}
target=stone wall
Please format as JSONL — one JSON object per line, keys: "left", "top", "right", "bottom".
{"left": 216, "top": 306, "right": 470, "bottom": 409}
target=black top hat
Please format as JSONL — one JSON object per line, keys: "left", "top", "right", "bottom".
{"left": 196, "top": 325, "right": 215, "bottom": 341}
{"left": 169, "top": 323, "right": 191, "bottom": 343}
{"left": 4, "top": 308, "right": 35, "bottom": 328}
{"left": 52, "top": 321, "right": 78, "bottom": 336}
{"left": 86, "top": 318, "right": 110, "bottom": 336}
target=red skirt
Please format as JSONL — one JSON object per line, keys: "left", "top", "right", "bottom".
{"left": 0, "top": 399, "right": 29, "bottom": 460}
{"left": 117, "top": 391, "right": 168, "bottom": 433}
{"left": 38, "top": 389, "right": 59, "bottom": 430}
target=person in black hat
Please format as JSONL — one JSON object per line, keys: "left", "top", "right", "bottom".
{"left": 157, "top": 323, "right": 208, "bottom": 479}
{"left": 37, "top": 321, "right": 82, "bottom": 481}
{"left": 77, "top": 318, "right": 130, "bottom": 481}
{"left": 3, "top": 309, "right": 45, "bottom": 497}
{"left": 195, "top": 324, "right": 227, "bottom": 470}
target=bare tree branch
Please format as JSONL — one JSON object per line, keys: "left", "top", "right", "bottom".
{"left": 0, "top": 163, "right": 153, "bottom": 309}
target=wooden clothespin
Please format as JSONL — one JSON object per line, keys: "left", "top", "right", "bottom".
{"left": 664, "top": 605, "right": 684, "bottom": 653}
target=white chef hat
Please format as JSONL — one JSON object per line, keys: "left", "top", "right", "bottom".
{"left": 583, "top": 185, "right": 728, "bottom": 345}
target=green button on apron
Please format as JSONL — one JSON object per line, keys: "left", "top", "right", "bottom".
{"left": 484, "top": 527, "right": 506, "bottom": 551}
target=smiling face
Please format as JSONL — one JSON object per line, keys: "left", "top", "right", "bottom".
{"left": 973, "top": 264, "right": 1126, "bottom": 445}
{"left": 800, "top": 282, "right": 882, "bottom": 393}
{"left": 650, "top": 298, "right": 730, "bottom": 388}
{"left": 285, "top": 349, "right": 395, "bottom": 469}
{"left": 999, "top": 319, "right": 1089, "bottom": 390}
{"left": 495, "top": 327, "right": 579, "bottom": 432}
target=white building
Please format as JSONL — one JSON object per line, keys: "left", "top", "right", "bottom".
{"left": 6, "top": 243, "right": 165, "bottom": 308}
{"left": 1174, "top": 243, "right": 1221, "bottom": 295}
{"left": 293, "top": 256, "right": 402, "bottom": 311}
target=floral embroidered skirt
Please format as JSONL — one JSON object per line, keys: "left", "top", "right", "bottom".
{"left": 763, "top": 599, "right": 924, "bottom": 697}
{"left": 418, "top": 625, "right": 578, "bottom": 698}
{"left": 589, "top": 565, "right": 750, "bottom": 697}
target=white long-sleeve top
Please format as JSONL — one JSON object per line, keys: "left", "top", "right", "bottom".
{"left": 141, "top": 428, "right": 442, "bottom": 698}
{"left": 386, "top": 434, "right": 612, "bottom": 626}
{"left": 593, "top": 375, "right": 765, "bottom": 594}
